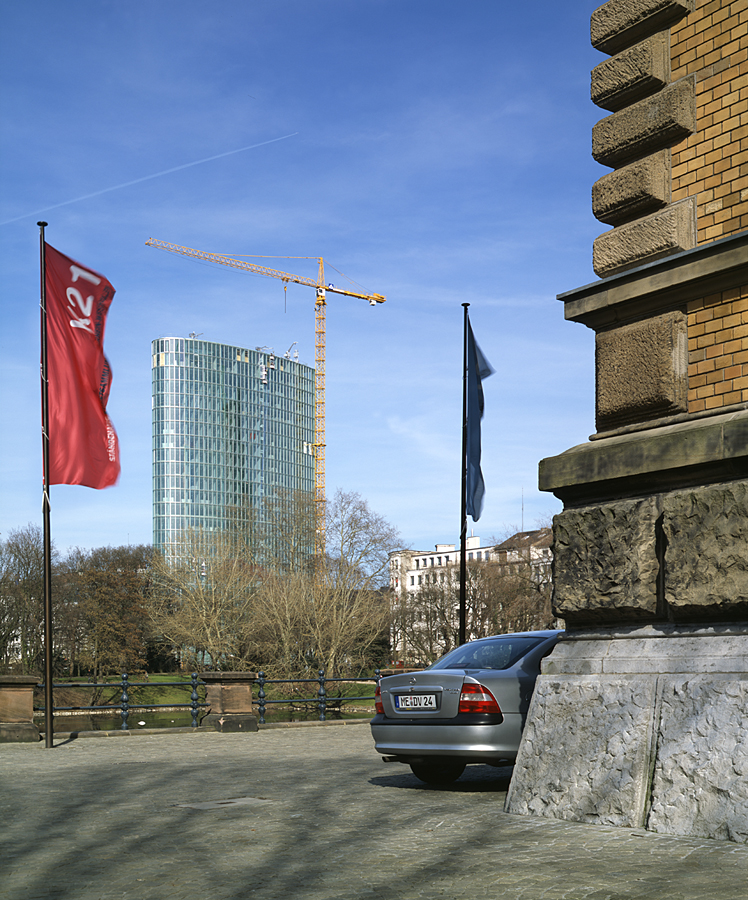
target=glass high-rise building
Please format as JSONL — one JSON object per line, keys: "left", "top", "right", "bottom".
{"left": 152, "top": 336, "right": 315, "bottom": 549}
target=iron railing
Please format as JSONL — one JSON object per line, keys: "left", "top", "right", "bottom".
{"left": 256, "top": 670, "right": 380, "bottom": 724}
{"left": 35, "top": 673, "right": 207, "bottom": 730}
{"left": 35, "top": 670, "right": 382, "bottom": 729}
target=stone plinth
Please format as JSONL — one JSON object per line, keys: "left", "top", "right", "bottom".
{"left": 0, "top": 675, "right": 41, "bottom": 743}
{"left": 200, "top": 672, "right": 258, "bottom": 733}
{"left": 506, "top": 626, "right": 748, "bottom": 843}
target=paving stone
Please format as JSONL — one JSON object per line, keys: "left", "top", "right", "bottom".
{"left": 0, "top": 722, "right": 747, "bottom": 899}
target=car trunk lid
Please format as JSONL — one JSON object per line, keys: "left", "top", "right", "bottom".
{"left": 378, "top": 670, "right": 467, "bottom": 719}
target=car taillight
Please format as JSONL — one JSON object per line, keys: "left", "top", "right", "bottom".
{"left": 458, "top": 682, "right": 501, "bottom": 715}
{"left": 375, "top": 682, "right": 384, "bottom": 715}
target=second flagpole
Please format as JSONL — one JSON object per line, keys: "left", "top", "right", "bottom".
{"left": 459, "top": 303, "right": 469, "bottom": 647}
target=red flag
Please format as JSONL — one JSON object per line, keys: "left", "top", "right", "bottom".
{"left": 44, "top": 243, "right": 120, "bottom": 488}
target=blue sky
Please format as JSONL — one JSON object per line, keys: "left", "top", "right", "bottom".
{"left": 0, "top": 0, "right": 606, "bottom": 554}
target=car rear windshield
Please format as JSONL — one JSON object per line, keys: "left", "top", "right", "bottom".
{"left": 427, "top": 636, "right": 546, "bottom": 671}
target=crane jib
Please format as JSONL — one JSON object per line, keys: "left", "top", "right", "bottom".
{"left": 145, "top": 236, "right": 386, "bottom": 565}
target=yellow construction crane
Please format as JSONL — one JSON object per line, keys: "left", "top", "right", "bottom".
{"left": 145, "top": 238, "right": 386, "bottom": 560}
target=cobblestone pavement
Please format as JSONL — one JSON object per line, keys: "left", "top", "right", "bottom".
{"left": 2, "top": 721, "right": 747, "bottom": 900}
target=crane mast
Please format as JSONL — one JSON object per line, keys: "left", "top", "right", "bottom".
{"left": 145, "top": 238, "right": 385, "bottom": 562}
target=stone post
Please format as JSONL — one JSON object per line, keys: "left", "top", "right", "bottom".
{"left": 0, "top": 676, "right": 41, "bottom": 743}
{"left": 200, "top": 672, "right": 259, "bottom": 733}
{"left": 506, "top": 0, "right": 748, "bottom": 843}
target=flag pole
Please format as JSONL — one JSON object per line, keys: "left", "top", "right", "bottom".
{"left": 459, "top": 303, "right": 469, "bottom": 646}
{"left": 38, "top": 220, "right": 54, "bottom": 749}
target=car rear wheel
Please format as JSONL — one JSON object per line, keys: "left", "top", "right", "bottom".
{"left": 409, "top": 761, "right": 466, "bottom": 785}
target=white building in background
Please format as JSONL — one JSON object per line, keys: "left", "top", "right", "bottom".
{"left": 389, "top": 536, "right": 489, "bottom": 595}
{"left": 389, "top": 530, "right": 552, "bottom": 597}
{"left": 492, "top": 528, "right": 552, "bottom": 589}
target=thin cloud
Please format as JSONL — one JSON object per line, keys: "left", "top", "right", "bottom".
{"left": 0, "top": 134, "right": 298, "bottom": 226}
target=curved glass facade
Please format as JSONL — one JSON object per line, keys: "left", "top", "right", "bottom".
{"left": 152, "top": 336, "right": 314, "bottom": 549}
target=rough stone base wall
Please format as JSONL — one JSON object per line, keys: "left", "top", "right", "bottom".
{"left": 553, "top": 477, "right": 748, "bottom": 625}
{"left": 505, "top": 626, "right": 748, "bottom": 843}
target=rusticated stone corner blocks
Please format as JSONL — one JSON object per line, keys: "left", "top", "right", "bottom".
{"left": 592, "top": 150, "right": 670, "bottom": 225}
{"left": 647, "top": 674, "right": 748, "bottom": 841}
{"left": 592, "top": 77, "right": 696, "bottom": 170}
{"left": 591, "top": 32, "right": 670, "bottom": 112}
{"left": 519, "top": 0, "right": 748, "bottom": 848}
{"left": 596, "top": 310, "right": 688, "bottom": 430}
{"left": 591, "top": 0, "right": 694, "bottom": 56}
{"left": 553, "top": 497, "right": 660, "bottom": 624}
{"left": 592, "top": 198, "right": 696, "bottom": 282}
{"left": 553, "top": 478, "right": 748, "bottom": 626}
{"left": 506, "top": 674, "right": 658, "bottom": 827}
{"left": 590, "top": 0, "right": 697, "bottom": 277}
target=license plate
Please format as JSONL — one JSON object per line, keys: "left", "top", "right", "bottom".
{"left": 395, "top": 694, "right": 436, "bottom": 710}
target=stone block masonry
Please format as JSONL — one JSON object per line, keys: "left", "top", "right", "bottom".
{"left": 596, "top": 310, "right": 689, "bottom": 430}
{"left": 561, "top": 233, "right": 747, "bottom": 435}
{"left": 513, "top": 0, "right": 748, "bottom": 845}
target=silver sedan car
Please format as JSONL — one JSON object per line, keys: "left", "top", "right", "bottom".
{"left": 371, "top": 630, "right": 561, "bottom": 784}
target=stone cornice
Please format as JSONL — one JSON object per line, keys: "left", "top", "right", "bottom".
{"left": 559, "top": 231, "right": 748, "bottom": 331}
{"left": 539, "top": 407, "right": 748, "bottom": 504}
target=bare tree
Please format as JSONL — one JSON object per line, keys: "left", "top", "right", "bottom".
{"left": 0, "top": 539, "right": 20, "bottom": 672}
{"left": 249, "top": 490, "right": 398, "bottom": 677}
{"left": 147, "top": 490, "right": 400, "bottom": 678}
{"left": 148, "top": 527, "right": 262, "bottom": 671}
{"left": 0, "top": 525, "right": 57, "bottom": 674}
{"left": 72, "top": 545, "right": 152, "bottom": 678}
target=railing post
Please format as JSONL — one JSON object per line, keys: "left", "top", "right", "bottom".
{"left": 200, "top": 672, "right": 258, "bottom": 732}
{"left": 0, "top": 676, "right": 41, "bottom": 742}
{"left": 257, "top": 672, "right": 266, "bottom": 725}
{"left": 317, "top": 669, "right": 326, "bottom": 722}
{"left": 190, "top": 673, "right": 199, "bottom": 727}
{"left": 120, "top": 673, "right": 129, "bottom": 731}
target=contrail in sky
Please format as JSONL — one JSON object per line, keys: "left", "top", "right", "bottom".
{"left": 1, "top": 133, "right": 298, "bottom": 226}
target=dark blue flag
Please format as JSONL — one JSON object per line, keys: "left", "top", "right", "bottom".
{"left": 466, "top": 320, "right": 494, "bottom": 521}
